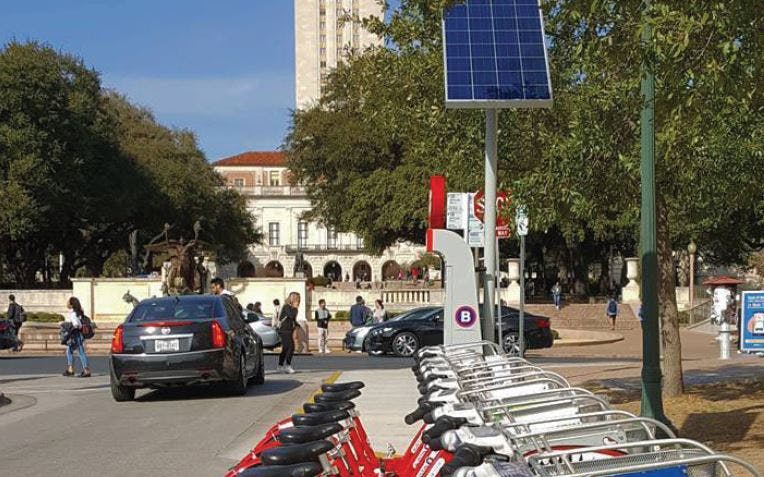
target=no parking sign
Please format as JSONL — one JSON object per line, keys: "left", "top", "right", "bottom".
{"left": 454, "top": 305, "right": 478, "bottom": 329}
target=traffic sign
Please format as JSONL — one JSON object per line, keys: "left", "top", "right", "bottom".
{"left": 516, "top": 206, "right": 529, "bottom": 236}
{"left": 473, "top": 190, "right": 512, "bottom": 238}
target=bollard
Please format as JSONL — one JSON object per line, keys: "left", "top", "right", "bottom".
{"left": 718, "top": 321, "right": 731, "bottom": 360}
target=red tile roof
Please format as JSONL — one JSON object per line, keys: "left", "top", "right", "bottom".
{"left": 212, "top": 151, "right": 286, "bottom": 167}
{"left": 701, "top": 276, "right": 745, "bottom": 286}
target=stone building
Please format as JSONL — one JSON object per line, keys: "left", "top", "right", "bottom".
{"left": 213, "top": 151, "right": 424, "bottom": 281}
{"left": 294, "top": 0, "right": 383, "bottom": 109}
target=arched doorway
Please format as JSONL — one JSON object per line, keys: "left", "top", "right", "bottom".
{"left": 353, "top": 261, "right": 372, "bottom": 282}
{"left": 264, "top": 261, "right": 284, "bottom": 278}
{"left": 237, "top": 260, "right": 256, "bottom": 278}
{"left": 294, "top": 259, "right": 313, "bottom": 278}
{"left": 323, "top": 261, "right": 342, "bottom": 281}
{"left": 381, "top": 260, "right": 401, "bottom": 281}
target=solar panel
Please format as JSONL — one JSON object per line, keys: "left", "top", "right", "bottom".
{"left": 442, "top": 0, "right": 553, "bottom": 108}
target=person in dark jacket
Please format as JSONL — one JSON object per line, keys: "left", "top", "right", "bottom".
{"left": 314, "top": 299, "right": 332, "bottom": 354}
{"left": 277, "top": 292, "right": 300, "bottom": 374}
{"left": 7, "top": 294, "right": 24, "bottom": 352}
{"left": 349, "top": 296, "right": 369, "bottom": 328}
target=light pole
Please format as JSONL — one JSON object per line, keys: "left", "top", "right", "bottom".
{"left": 639, "top": 0, "right": 671, "bottom": 430}
{"left": 688, "top": 241, "right": 696, "bottom": 324}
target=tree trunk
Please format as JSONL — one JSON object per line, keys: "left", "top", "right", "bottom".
{"left": 657, "top": 201, "right": 684, "bottom": 396}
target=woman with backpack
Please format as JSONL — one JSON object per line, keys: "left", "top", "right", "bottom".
{"left": 61, "top": 297, "right": 91, "bottom": 377}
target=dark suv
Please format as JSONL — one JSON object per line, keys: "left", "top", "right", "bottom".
{"left": 109, "top": 295, "right": 264, "bottom": 402}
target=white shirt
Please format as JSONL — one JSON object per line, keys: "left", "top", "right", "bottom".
{"left": 66, "top": 310, "right": 82, "bottom": 329}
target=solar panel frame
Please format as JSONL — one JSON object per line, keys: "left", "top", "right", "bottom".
{"left": 442, "top": 0, "right": 553, "bottom": 109}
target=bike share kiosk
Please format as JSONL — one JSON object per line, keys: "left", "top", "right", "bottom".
{"left": 428, "top": 176, "right": 482, "bottom": 346}
{"left": 703, "top": 275, "right": 745, "bottom": 359}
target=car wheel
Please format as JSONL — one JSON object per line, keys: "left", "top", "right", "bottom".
{"left": 227, "top": 354, "right": 248, "bottom": 396}
{"left": 110, "top": 369, "right": 135, "bottom": 402}
{"left": 392, "top": 332, "right": 419, "bottom": 358}
{"left": 503, "top": 333, "right": 525, "bottom": 357}
{"left": 251, "top": 349, "right": 265, "bottom": 385}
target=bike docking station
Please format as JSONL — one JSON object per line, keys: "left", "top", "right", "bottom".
{"left": 224, "top": 1, "right": 762, "bottom": 475}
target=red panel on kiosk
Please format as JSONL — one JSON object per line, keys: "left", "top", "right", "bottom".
{"left": 429, "top": 176, "right": 446, "bottom": 230}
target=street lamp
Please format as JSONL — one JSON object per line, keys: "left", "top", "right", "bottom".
{"left": 687, "top": 241, "right": 697, "bottom": 323}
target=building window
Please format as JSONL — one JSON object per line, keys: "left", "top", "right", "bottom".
{"left": 320, "top": 34, "right": 326, "bottom": 45}
{"left": 298, "top": 222, "right": 308, "bottom": 248}
{"left": 327, "top": 228, "right": 338, "bottom": 248}
{"left": 320, "top": 21, "right": 326, "bottom": 31}
{"left": 353, "top": 34, "right": 360, "bottom": 46}
{"left": 268, "top": 223, "right": 280, "bottom": 246}
{"left": 233, "top": 178, "right": 244, "bottom": 188}
{"left": 320, "top": 60, "right": 326, "bottom": 68}
{"left": 356, "top": 236, "right": 364, "bottom": 249}
{"left": 269, "top": 171, "right": 281, "bottom": 186}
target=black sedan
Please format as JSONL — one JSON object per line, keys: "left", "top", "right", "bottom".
{"left": 109, "top": 295, "right": 265, "bottom": 402}
{"left": 366, "top": 305, "right": 553, "bottom": 357}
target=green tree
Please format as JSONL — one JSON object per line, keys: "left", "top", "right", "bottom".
{"left": 0, "top": 41, "right": 146, "bottom": 285}
{"left": 286, "top": 0, "right": 764, "bottom": 396}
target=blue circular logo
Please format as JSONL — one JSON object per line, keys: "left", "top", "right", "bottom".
{"left": 454, "top": 305, "right": 478, "bottom": 329}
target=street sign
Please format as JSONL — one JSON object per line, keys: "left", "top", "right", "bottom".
{"left": 446, "top": 193, "right": 469, "bottom": 230}
{"left": 740, "top": 291, "right": 764, "bottom": 353}
{"left": 516, "top": 206, "right": 529, "bottom": 236}
{"left": 467, "top": 193, "right": 485, "bottom": 247}
{"left": 473, "top": 190, "right": 511, "bottom": 238}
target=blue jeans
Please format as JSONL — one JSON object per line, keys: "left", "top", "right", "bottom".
{"left": 66, "top": 332, "right": 89, "bottom": 369}
{"left": 553, "top": 295, "right": 561, "bottom": 308}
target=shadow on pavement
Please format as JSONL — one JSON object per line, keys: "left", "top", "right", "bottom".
{"left": 136, "top": 379, "right": 304, "bottom": 402}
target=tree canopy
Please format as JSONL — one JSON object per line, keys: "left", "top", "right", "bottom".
{"left": 0, "top": 41, "right": 258, "bottom": 285}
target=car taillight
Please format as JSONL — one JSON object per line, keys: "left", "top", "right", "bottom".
{"left": 111, "top": 324, "right": 124, "bottom": 353}
{"left": 211, "top": 321, "right": 226, "bottom": 348}
{"left": 535, "top": 318, "right": 550, "bottom": 329}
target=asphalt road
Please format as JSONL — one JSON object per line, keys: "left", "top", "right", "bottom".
{"left": 0, "top": 353, "right": 640, "bottom": 376}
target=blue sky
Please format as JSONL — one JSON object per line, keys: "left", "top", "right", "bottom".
{"left": 0, "top": 0, "right": 296, "bottom": 161}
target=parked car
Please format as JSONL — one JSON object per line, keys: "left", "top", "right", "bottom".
{"left": 109, "top": 295, "right": 265, "bottom": 402}
{"left": 243, "top": 311, "right": 281, "bottom": 349}
{"left": 366, "top": 305, "right": 553, "bottom": 357}
{"left": 343, "top": 306, "right": 440, "bottom": 353}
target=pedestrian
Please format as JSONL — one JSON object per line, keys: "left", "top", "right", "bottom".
{"left": 315, "top": 299, "right": 331, "bottom": 353}
{"left": 6, "top": 294, "right": 25, "bottom": 352}
{"left": 61, "top": 297, "right": 91, "bottom": 377}
{"left": 210, "top": 277, "right": 234, "bottom": 297}
{"left": 552, "top": 281, "right": 562, "bottom": 310}
{"left": 373, "top": 299, "right": 387, "bottom": 324}
{"left": 276, "top": 292, "right": 300, "bottom": 374}
{"left": 349, "top": 296, "right": 368, "bottom": 328}
{"left": 606, "top": 295, "right": 619, "bottom": 330}
{"left": 253, "top": 301, "right": 263, "bottom": 315}
{"left": 294, "top": 305, "right": 310, "bottom": 354}
{"left": 272, "top": 298, "right": 281, "bottom": 329}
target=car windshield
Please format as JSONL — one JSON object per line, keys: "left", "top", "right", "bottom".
{"left": 129, "top": 299, "right": 219, "bottom": 323}
{"left": 401, "top": 309, "right": 440, "bottom": 321}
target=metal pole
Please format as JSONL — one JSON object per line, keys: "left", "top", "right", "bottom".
{"left": 638, "top": 0, "right": 670, "bottom": 428}
{"left": 483, "top": 109, "right": 498, "bottom": 343}
{"left": 496, "top": 237, "right": 503, "bottom": 349}
{"left": 519, "top": 234, "right": 526, "bottom": 356}
{"left": 689, "top": 252, "right": 695, "bottom": 324}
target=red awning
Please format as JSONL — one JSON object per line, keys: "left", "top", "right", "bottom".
{"left": 701, "top": 275, "right": 745, "bottom": 286}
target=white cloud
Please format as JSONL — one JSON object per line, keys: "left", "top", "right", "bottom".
{"left": 102, "top": 73, "right": 294, "bottom": 116}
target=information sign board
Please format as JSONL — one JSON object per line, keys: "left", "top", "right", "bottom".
{"left": 740, "top": 290, "right": 764, "bottom": 353}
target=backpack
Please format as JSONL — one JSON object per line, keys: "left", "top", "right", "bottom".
{"left": 80, "top": 314, "right": 96, "bottom": 339}
{"left": 607, "top": 300, "right": 618, "bottom": 316}
{"left": 18, "top": 305, "right": 27, "bottom": 323}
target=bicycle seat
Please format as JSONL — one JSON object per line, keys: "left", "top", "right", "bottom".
{"left": 259, "top": 440, "right": 334, "bottom": 466}
{"left": 239, "top": 462, "right": 323, "bottom": 477}
{"left": 292, "top": 409, "right": 350, "bottom": 427}
{"left": 303, "top": 400, "right": 355, "bottom": 413}
{"left": 313, "top": 389, "right": 361, "bottom": 402}
{"left": 278, "top": 423, "right": 343, "bottom": 444}
{"left": 321, "top": 381, "right": 365, "bottom": 392}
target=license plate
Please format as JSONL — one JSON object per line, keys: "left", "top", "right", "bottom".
{"left": 155, "top": 339, "right": 180, "bottom": 353}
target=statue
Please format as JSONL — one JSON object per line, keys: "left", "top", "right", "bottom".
{"left": 143, "top": 221, "right": 209, "bottom": 295}
{"left": 122, "top": 290, "right": 140, "bottom": 308}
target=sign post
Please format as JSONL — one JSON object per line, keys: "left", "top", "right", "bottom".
{"left": 516, "top": 206, "right": 528, "bottom": 356}
{"left": 740, "top": 291, "right": 764, "bottom": 355}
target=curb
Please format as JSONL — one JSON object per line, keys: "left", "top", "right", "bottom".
{"left": 553, "top": 329, "right": 624, "bottom": 347}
